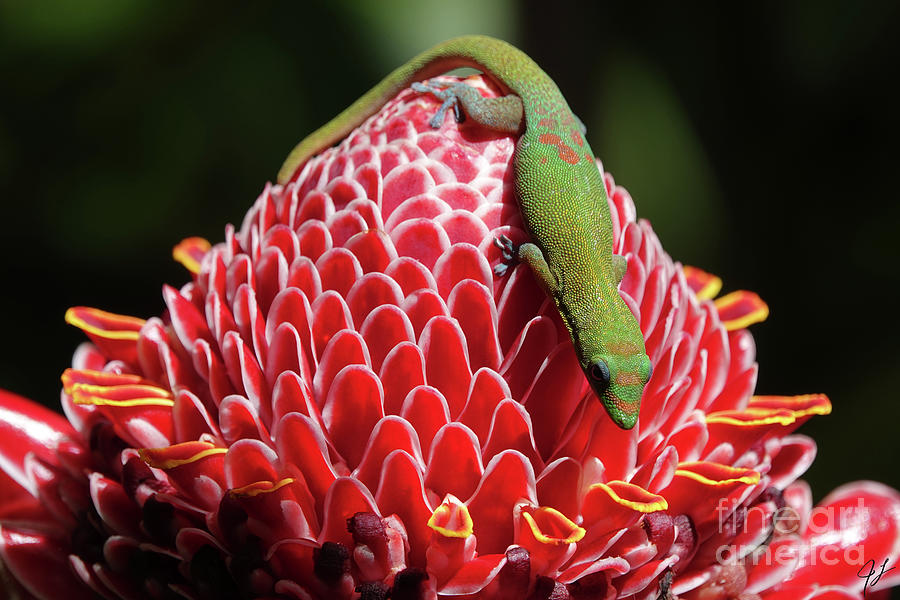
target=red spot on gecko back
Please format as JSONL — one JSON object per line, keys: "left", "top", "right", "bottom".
{"left": 538, "top": 118, "right": 557, "bottom": 129}
{"left": 538, "top": 133, "right": 581, "bottom": 165}
{"left": 570, "top": 129, "right": 584, "bottom": 147}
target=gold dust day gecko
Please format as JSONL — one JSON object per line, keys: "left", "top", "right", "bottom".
{"left": 277, "top": 35, "right": 651, "bottom": 430}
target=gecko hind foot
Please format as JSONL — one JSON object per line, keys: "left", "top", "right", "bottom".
{"left": 574, "top": 113, "right": 587, "bottom": 135}
{"left": 492, "top": 234, "right": 518, "bottom": 277}
{"left": 411, "top": 80, "right": 464, "bottom": 128}
{"left": 656, "top": 571, "right": 673, "bottom": 600}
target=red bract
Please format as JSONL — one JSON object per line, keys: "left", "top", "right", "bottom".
{"left": 1, "top": 75, "right": 898, "bottom": 600}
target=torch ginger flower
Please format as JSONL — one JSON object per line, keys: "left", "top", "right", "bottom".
{"left": 1, "top": 74, "right": 899, "bottom": 600}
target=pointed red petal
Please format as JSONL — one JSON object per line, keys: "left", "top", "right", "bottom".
{"left": 64, "top": 306, "right": 145, "bottom": 364}
{"left": 714, "top": 290, "right": 769, "bottom": 331}
{"left": 682, "top": 265, "right": 723, "bottom": 301}
{"left": 322, "top": 366, "right": 384, "bottom": 469}
{"left": 374, "top": 450, "right": 432, "bottom": 567}
{"left": 425, "top": 423, "right": 484, "bottom": 502}
{"left": 466, "top": 451, "right": 536, "bottom": 555}
{"left": 420, "top": 316, "right": 471, "bottom": 418}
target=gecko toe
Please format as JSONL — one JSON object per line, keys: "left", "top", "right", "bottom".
{"left": 493, "top": 234, "right": 514, "bottom": 249}
{"left": 494, "top": 234, "right": 517, "bottom": 259}
{"left": 492, "top": 235, "right": 519, "bottom": 275}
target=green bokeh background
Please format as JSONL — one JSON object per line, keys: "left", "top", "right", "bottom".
{"left": 1, "top": 0, "right": 898, "bottom": 526}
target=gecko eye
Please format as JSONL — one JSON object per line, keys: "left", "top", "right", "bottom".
{"left": 588, "top": 360, "right": 611, "bottom": 392}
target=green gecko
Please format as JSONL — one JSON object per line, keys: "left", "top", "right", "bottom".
{"left": 277, "top": 35, "right": 651, "bottom": 430}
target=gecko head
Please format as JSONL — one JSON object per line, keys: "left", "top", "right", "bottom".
{"left": 587, "top": 353, "right": 653, "bottom": 430}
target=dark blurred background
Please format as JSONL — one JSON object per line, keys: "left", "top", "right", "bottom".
{"left": 1, "top": 0, "right": 898, "bottom": 510}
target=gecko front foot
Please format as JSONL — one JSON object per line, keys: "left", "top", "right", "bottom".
{"left": 412, "top": 79, "right": 524, "bottom": 134}
{"left": 411, "top": 80, "right": 464, "bottom": 129}
{"left": 492, "top": 234, "right": 518, "bottom": 277}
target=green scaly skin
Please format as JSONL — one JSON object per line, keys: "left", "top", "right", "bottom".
{"left": 278, "top": 35, "right": 651, "bottom": 430}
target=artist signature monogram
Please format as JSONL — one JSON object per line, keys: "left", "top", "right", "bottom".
{"left": 857, "top": 558, "right": 895, "bottom": 597}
